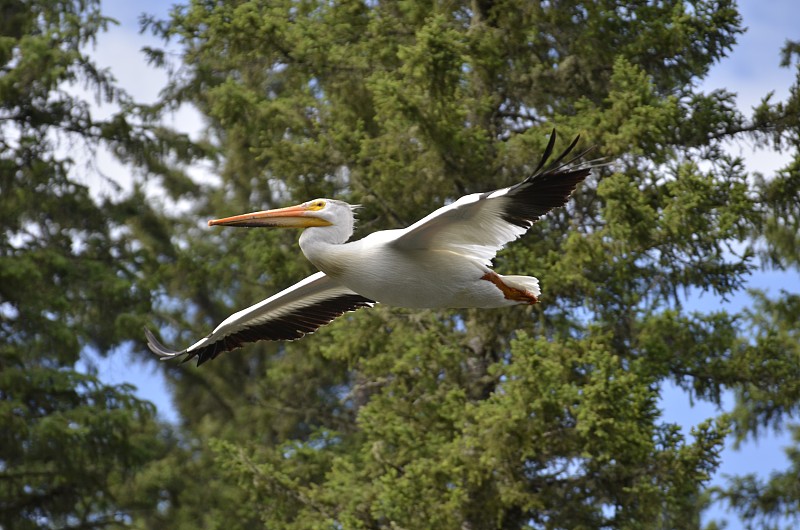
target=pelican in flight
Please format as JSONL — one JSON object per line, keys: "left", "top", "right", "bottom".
{"left": 146, "top": 131, "right": 595, "bottom": 365}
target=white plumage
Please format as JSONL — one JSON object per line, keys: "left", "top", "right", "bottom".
{"left": 146, "top": 131, "right": 596, "bottom": 365}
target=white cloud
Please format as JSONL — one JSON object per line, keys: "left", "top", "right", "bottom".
{"left": 700, "top": 0, "right": 799, "bottom": 176}
{"left": 66, "top": 1, "right": 211, "bottom": 203}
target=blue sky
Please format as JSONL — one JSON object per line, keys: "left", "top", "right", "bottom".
{"left": 81, "top": 1, "right": 800, "bottom": 526}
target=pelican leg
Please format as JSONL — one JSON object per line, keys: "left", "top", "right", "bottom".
{"left": 481, "top": 271, "right": 539, "bottom": 305}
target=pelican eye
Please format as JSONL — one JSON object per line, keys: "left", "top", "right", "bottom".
{"left": 308, "top": 200, "right": 326, "bottom": 211}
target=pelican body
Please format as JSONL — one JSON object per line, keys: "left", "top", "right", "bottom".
{"left": 146, "top": 131, "right": 595, "bottom": 365}
{"left": 301, "top": 210, "right": 538, "bottom": 309}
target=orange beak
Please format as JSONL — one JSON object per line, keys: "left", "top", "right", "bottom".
{"left": 208, "top": 204, "right": 332, "bottom": 228}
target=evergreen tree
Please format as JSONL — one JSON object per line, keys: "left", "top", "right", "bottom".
{"left": 135, "top": 0, "right": 800, "bottom": 528}
{"left": 0, "top": 1, "right": 200, "bottom": 527}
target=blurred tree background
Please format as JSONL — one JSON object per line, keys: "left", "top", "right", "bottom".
{"left": 2, "top": 0, "right": 799, "bottom": 528}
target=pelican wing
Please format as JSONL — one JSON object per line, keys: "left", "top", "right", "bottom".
{"left": 391, "top": 132, "right": 593, "bottom": 264}
{"left": 146, "top": 272, "right": 375, "bottom": 366}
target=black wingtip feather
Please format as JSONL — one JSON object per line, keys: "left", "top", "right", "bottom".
{"left": 147, "top": 294, "right": 376, "bottom": 367}
{"left": 534, "top": 130, "right": 590, "bottom": 175}
{"left": 499, "top": 131, "right": 597, "bottom": 227}
{"left": 534, "top": 128, "right": 559, "bottom": 174}
{"left": 191, "top": 293, "right": 374, "bottom": 366}
{"left": 549, "top": 133, "right": 582, "bottom": 169}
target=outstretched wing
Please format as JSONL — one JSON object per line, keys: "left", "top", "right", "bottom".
{"left": 146, "top": 272, "right": 375, "bottom": 366}
{"left": 390, "top": 131, "right": 594, "bottom": 265}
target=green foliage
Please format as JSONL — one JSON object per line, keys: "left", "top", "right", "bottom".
{"left": 131, "top": 0, "right": 800, "bottom": 528}
{"left": 712, "top": 425, "right": 800, "bottom": 530}
{"left": 0, "top": 369, "right": 163, "bottom": 528}
{"left": 5, "top": 0, "right": 800, "bottom": 528}
{"left": 0, "top": 1, "right": 201, "bottom": 527}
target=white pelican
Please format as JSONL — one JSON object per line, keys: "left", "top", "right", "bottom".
{"left": 146, "top": 131, "right": 596, "bottom": 365}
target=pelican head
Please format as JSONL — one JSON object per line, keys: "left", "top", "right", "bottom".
{"left": 209, "top": 199, "right": 357, "bottom": 228}
{"left": 209, "top": 198, "right": 357, "bottom": 246}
